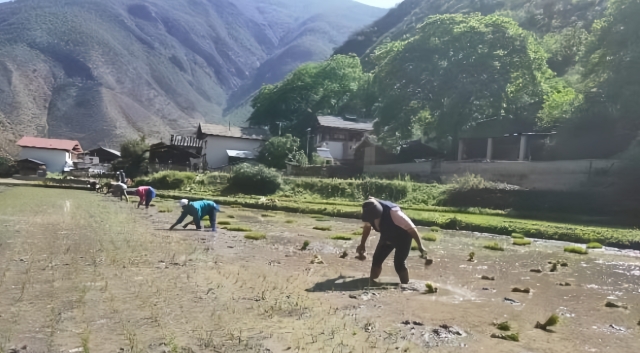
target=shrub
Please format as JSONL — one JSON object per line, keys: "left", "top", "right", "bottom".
{"left": 430, "top": 226, "right": 441, "bottom": 232}
{"left": 587, "top": 242, "right": 603, "bottom": 249}
{"left": 449, "top": 173, "right": 495, "bottom": 191}
{"left": 228, "top": 163, "right": 282, "bottom": 195}
{"left": 0, "top": 156, "right": 16, "bottom": 177}
{"left": 244, "top": 232, "right": 266, "bottom": 240}
{"left": 513, "top": 238, "right": 532, "bottom": 246}
{"left": 116, "top": 137, "right": 150, "bottom": 178}
{"left": 422, "top": 233, "right": 438, "bottom": 242}
{"left": 484, "top": 242, "right": 504, "bottom": 251}
{"left": 224, "top": 226, "right": 252, "bottom": 232}
{"left": 564, "top": 245, "right": 588, "bottom": 254}
{"left": 330, "top": 234, "right": 354, "bottom": 241}
{"left": 511, "top": 233, "right": 525, "bottom": 239}
{"left": 137, "top": 171, "right": 196, "bottom": 190}
{"left": 217, "top": 220, "right": 232, "bottom": 225}
{"left": 313, "top": 225, "right": 332, "bottom": 231}
{"left": 258, "top": 134, "right": 301, "bottom": 169}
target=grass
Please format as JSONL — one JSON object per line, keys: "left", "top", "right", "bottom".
{"left": 301, "top": 240, "right": 310, "bottom": 251}
{"left": 217, "top": 220, "right": 232, "bottom": 226}
{"left": 244, "top": 232, "right": 266, "bottom": 240}
{"left": 330, "top": 234, "right": 354, "bottom": 241}
{"left": 430, "top": 226, "right": 441, "bottom": 232}
{"left": 564, "top": 245, "right": 588, "bottom": 255}
{"left": 285, "top": 219, "right": 296, "bottom": 224}
{"left": 313, "top": 225, "right": 332, "bottom": 231}
{"left": 421, "top": 233, "right": 438, "bottom": 242}
{"left": 495, "top": 321, "right": 511, "bottom": 331}
{"left": 587, "top": 242, "right": 603, "bottom": 249}
{"left": 513, "top": 238, "right": 532, "bottom": 246}
{"left": 483, "top": 242, "right": 504, "bottom": 251}
{"left": 223, "top": 226, "right": 252, "bottom": 232}
{"left": 511, "top": 233, "right": 525, "bottom": 239}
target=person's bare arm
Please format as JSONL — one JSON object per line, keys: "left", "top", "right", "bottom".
{"left": 356, "top": 224, "right": 372, "bottom": 255}
{"left": 407, "top": 227, "right": 427, "bottom": 256}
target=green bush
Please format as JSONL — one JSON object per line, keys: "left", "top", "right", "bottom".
{"left": 228, "top": 163, "right": 282, "bottom": 195}
{"left": 137, "top": 171, "right": 196, "bottom": 190}
{"left": 0, "top": 156, "right": 16, "bottom": 177}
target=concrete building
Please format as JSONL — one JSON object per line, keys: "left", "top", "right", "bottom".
{"left": 196, "top": 123, "right": 269, "bottom": 169}
{"left": 16, "top": 137, "right": 83, "bottom": 173}
{"left": 315, "top": 116, "right": 373, "bottom": 162}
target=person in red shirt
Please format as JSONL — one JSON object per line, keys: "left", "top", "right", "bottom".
{"left": 135, "top": 186, "right": 157, "bottom": 209}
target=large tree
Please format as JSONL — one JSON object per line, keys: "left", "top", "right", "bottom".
{"left": 248, "top": 55, "right": 365, "bottom": 139}
{"left": 372, "top": 14, "right": 551, "bottom": 156}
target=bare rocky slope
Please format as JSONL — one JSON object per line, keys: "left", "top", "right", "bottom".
{"left": 0, "top": 0, "right": 384, "bottom": 155}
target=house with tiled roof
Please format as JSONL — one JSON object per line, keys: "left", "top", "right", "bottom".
{"left": 315, "top": 116, "right": 374, "bottom": 162}
{"left": 16, "top": 137, "right": 83, "bottom": 173}
{"left": 196, "top": 123, "right": 269, "bottom": 169}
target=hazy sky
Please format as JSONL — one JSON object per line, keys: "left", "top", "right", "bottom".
{"left": 355, "top": 0, "right": 400, "bottom": 8}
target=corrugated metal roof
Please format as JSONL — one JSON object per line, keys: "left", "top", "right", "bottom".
{"left": 199, "top": 123, "right": 269, "bottom": 141}
{"left": 171, "top": 135, "right": 204, "bottom": 148}
{"left": 316, "top": 148, "right": 333, "bottom": 159}
{"left": 226, "top": 150, "right": 255, "bottom": 159}
{"left": 88, "top": 147, "right": 121, "bottom": 157}
{"left": 17, "top": 158, "right": 46, "bottom": 165}
{"left": 317, "top": 116, "right": 374, "bottom": 131}
{"left": 17, "top": 137, "right": 83, "bottom": 152}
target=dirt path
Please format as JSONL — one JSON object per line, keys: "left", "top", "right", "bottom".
{"left": 0, "top": 188, "right": 639, "bottom": 353}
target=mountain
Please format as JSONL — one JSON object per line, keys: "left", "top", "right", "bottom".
{"left": 0, "top": 0, "right": 385, "bottom": 155}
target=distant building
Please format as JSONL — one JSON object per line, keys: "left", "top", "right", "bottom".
{"left": 16, "top": 137, "right": 83, "bottom": 173}
{"left": 196, "top": 123, "right": 269, "bottom": 169}
{"left": 85, "top": 147, "right": 121, "bottom": 164}
{"left": 315, "top": 116, "right": 373, "bottom": 162}
{"left": 149, "top": 142, "right": 201, "bottom": 172}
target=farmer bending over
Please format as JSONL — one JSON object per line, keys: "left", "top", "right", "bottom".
{"left": 357, "top": 198, "right": 426, "bottom": 284}
{"left": 111, "top": 182, "right": 129, "bottom": 202}
{"left": 135, "top": 186, "right": 157, "bottom": 209}
{"left": 169, "top": 199, "right": 219, "bottom": 231}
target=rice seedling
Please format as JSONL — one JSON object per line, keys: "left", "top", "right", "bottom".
{"left": 481, "top": 275, "right": 495, "bottom": 280}
{"left": 605, "top": 301, "right": 628, "bottom": 309}
{"left": 484, "top": 242, "right": 504, "bottom": 251}
{"left": 513, "top": 238, "right": 532, "bottom": 246}
{"left": 261, "top": 213, "right": 276, "bottom": 218}
{"left": 217, "top": 220, "right": 232, "bottom": 226}
{"left": 226, "top": 215, "right": 236, "bottom": 219}
{"left": 430, "top": 226, "right": 441, "bottom": 232}
{"left": 495, "top": 321, "right": 511, "bottom": 331}
{"left": 564, "top": 246, "right": 588, "bottom": 255}
{"left": 511, "top": 233, "right": 525, "bottom": 239}
{"left": 203, "top": 222, "right": 211, "bottom": 228}
{"left": 301, "top": 240, "right": 310, "bottom": 251}
{"left": 425, "top": 282, "right": 438, "bottom": 294}
{"left": 511, "top": 287, "right": 531, "bottom": 294}
{"left": 587, "top": 242, "right": 603, "bottom": 249}
{"left": 422, "top": 233, "right": 437, "bottom": 242}
{"left": 535, "top": 314, "right": 559, "bottom": 331}
{"left": 309, "top": 215, "right": 326, "bottom": 219}
{"left": 491, "top": 333, "right": 519, "bottom": 342}
{"left": 467, "top": 252, "right": 475, "bottom": 262}
{"left": 244, "top": 232, "right": 266, "bottom": 240}
{"left": 313, "top": 225, "right": 332, "bottom": 231}
{"left": 285, "top": 219, "right": 295, "bottom": 224}
{"left": 158, "top": 205, "right": 174, "bottom": 213}
{"left": 351, "top": 230, "right": 363, "bottom": 235}
{"left": 224, "top": 226, "right": 252, "bottom": 232}
{"left": 229, "top": 205, "right": 243, "bottom": 208}
{"left": 340, "top": 250, "right": 348, "bottom": 258}
{"left": 550, "top": 263, "right": 558, "bottom": 272}
{"left": 330, "top": 234, "right": 353, "bottom": 241}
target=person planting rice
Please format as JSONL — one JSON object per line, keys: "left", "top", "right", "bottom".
{"left": 110, "top": 182, "right": 129, "bottom": 202}
{"left": 357, "top": 197, "right": 426, "bottom": 284}
{"left": 169, "top": 199, "right": 220, "bottom": 231}
{"left": 135, "top": 186, "right": 157, "bottom": 209}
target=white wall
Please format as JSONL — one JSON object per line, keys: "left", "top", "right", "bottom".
{"left": 203, "top": 136, "right": 263, "bottom": 168}
{"left": 325, "top": 141, "right": 344, "bottom": 160}
{"left": 19, "top": 148, "right": 71, "bottom": 173}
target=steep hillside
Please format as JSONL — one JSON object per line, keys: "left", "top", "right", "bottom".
{"left": 0, "top": 0, "right": 384, "bottom": 154}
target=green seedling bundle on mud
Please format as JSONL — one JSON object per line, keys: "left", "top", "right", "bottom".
{"left": 564, "top": 246, "right": 588, "bottom": 255}
{"left": 491, "top": 332, "right": 519, "bottom": 342}
{"left": 330, "top": 234, "right": 353, "bottom": 241}
{"left": 587, "top": 242, "right": 603, "bottom": 249}
{"left": 285, "top": 219, "right": 295, "bottom": 223}
{"left": 224, "top": 226, "right": 252, "bottom": 232}
{"left": 217, "top": 220, "right": 232, "bottom": 225}
{"left": 244, "top": 232, "right": 266, "bottom": 240}
{"left": 484, "top": 242, "right": 504, "bottom": 251}
{"left": 430, "top": 226, "right": 441, "bottom": 232}
{"left": 511, "top": 233, "right": 525, "bottom": 239}
{"left": 301, "top": 240, "right": 310, "bottom": 251}
{"left": 494, "top": 321, "right": 511, "bottom": 331}
{"left": 535, "top": 314, "right": 559, "bottom": 331}
{"left": 425, "top": 282, "right": 438, "bottom": 294}
{"left": 313, "top": 225, "right": 332, "bottom": 231}
{"left": 261, "top": 213, "right": 276, "bottom": 218}
{"left": 513, "top": 238, "right": 532, "bottom": 246}
{"left": 422, "top": 233, "right": 437, "bottom": 242}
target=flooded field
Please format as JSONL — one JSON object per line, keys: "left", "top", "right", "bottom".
{"left": 0, "top": 187, "right": 639, "bottom": 352}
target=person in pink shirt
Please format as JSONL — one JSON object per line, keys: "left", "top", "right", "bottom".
{"left": 135, "top": 186, "right": 157, "bottom": 209}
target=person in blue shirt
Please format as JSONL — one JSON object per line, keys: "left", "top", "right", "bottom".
{"left": 169, "top": 199, "right": 220, "bottom": 231}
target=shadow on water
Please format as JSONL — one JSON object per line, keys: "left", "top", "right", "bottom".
{"left": 306, "top": 275, "right": 398, "bottom": 292}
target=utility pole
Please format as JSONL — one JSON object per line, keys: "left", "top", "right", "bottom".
{"left": 306, "top": 128, "right": 311, "bottom": 158}
{"left": 277, "top": 122, "right": 283, "bottom": 136}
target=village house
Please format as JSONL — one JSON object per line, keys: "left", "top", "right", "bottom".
{"left": 16, "top": 137, "right": 83, "bottom": 173}
{"left": 315, "top": 116, "right": 373, "bottom": 163}
{"left": 196, "top": 123, "right": 269, "bottom": 169}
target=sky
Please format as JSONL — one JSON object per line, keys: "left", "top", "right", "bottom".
{"left": 355, "top": 0, "right": 400, "bottom": 8}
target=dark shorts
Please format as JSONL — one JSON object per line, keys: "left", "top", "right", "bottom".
{"left": 372, "top": 235, "right": 412, "bottom": 273}
{"left": 144, "top": 188, "right": 156, "bottom": 207}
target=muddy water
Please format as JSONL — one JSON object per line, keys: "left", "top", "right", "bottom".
{"left": 150, "top": 201, "right": 640, "bottom": 352}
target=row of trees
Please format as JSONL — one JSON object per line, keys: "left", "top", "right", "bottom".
{"left": 249, "top": 0, "right": 640, "bottom": 160}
